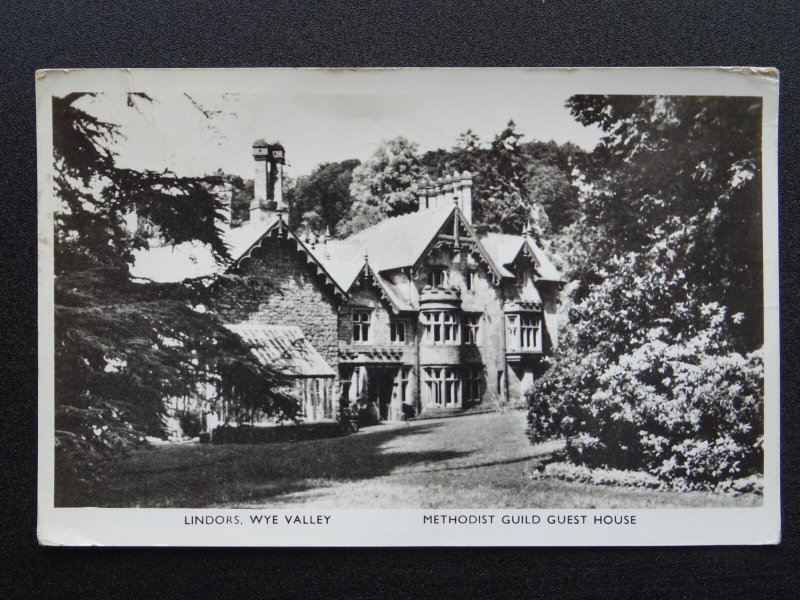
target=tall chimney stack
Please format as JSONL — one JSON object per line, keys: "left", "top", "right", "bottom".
{"left": 250, "top": 139, "right": 287, "bottom": 223}
{"left": 269, "top": 142, "right": 286, "bottom": 211}
{"left": 458, "top": 171, "right": 473, "bottom": 224}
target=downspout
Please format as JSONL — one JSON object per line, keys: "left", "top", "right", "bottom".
{"left": 413, "top": 267, "right": 422, "bottom": 415}
{"left": 500, "top": 278, "right": 509, "bottom": 406}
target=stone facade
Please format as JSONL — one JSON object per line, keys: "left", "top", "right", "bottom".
{"left": 213, "top": 235, "right": 340, "bottom": 366}
{"left": 203, "top": 146, "right": 561, "bottom": 424}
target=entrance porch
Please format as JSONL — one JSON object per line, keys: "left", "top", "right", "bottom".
{"left": 340, "top": 363, "right": 412, "bottom": 423}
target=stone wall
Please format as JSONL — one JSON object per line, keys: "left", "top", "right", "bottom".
{"left": 212, "top": 236, "right": 340, "bottom": 367}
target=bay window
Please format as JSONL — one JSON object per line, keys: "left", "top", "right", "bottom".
{"left": 443, "top": 312, "right": 459, "bottom": 343}
{"left": 520, "top": 315, "right": 541, "bottom": 350}
{"left": 423, "top": 311, "right": 460, "bottom": 345}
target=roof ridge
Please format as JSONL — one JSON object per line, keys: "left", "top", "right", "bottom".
{"left": 342, "top": 204, "right": 453, "bottom": 242}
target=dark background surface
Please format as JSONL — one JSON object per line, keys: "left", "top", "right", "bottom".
{"left": 1, "top": 1, "right": 797, "bottom": 597}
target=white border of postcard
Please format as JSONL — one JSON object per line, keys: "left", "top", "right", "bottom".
{"left": 37, "top": 67, "right": 780, "bottom": 546}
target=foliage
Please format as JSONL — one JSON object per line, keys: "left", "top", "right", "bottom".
{"left": 53, "top": 93, "right": 298, "bottom": 489}
{"left": 562, "top": 95, "right": 763, "bottom": 350}
{"left": 421, "top": 123, "right": 584, "bottom": 237}
{"left": 529, "top": 193, "right": 764, "bottom": 491}
{"left": 177, "top": 410, "right": 202, "bottom": 438}
{"left": 329, "top": 125, "right": 582, "bottom": 239}
{"left": 528, "top": 95, "right": 765, "bottom": 491}
{"left": 531, "top": 461, "right": 662, "bottom": 490}
{"left": 218, "top": 172, "right": 254, "bottom": 227}
{"left": 336, "top": 137, "right": 422, "bottom": 236}
{"left": 287, "top": 159, "right": 360, "bottom": 233}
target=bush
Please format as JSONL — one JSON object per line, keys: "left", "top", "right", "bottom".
{"left": 528, "top": 243, "right": 764, "bottom": 492}
{"left": 531, "top": 461, "right": 662, "bottom": 490}
{"left": 177, "top": 410, "right": 202, "bottom": 438}
{"left": 54, "top": 404, "right": 145, "bottom": 505}
{"left": 212, "top": 422, "right": 344, "bottom": 444}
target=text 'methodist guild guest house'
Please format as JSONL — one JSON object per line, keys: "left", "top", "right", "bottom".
{"left": 132, "top": 140, "right": 562, "bottom": 432}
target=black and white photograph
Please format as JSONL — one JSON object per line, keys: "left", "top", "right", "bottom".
{"left": 36, "top": 68, "right": 779, "bottom": 546}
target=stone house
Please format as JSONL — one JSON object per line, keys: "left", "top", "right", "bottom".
{"left": 132, "top": 139, "right": 562, "bottom": 426}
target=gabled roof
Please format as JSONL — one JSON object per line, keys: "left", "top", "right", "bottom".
{"left": 308, "top": 204, "right": 456, "bottom": 280}
{"left": 345, "top": 204, "right": 456, "bottom": 272}
{"left": 353, "top": 263, "right": 417, "bottom": 313}
{"left": 225, "top": 217, "right": 283, "bottom": 261}
{"left": 131, "top": 216, "right": 281, "bottom": 283}
{"left": 480, "top": 233, "right": 562, "bottom": 282}
{"left": 224, "top": 323, "right": 335, "bottom": 378}
{"left": 308, "top": 203, "right": 506, "bottom": 285}
{"left": 131, "top": 204, "right": 561, "bottom": 316}
{"left": 131, "top": 216, "right": 346, "bottom": 297}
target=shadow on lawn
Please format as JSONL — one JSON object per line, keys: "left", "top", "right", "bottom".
{"left": 59, "top": 422, "right": 476, "bottom": 507}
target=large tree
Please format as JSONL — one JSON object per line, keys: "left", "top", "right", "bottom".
{"left": 287, "top": 159, "right": 360, "bottom": 232}
{"left": 420, "top": 124, "right": 583, "bottom": 238}
{"left": 336, "top": 137, "right": 422, "bottom": 236}
{"left": 53, "top": 94, "right": 296, "bottom": 495}
{"left": 563, "top": 95, "right": 763, "bottom": 349}
{"left": 528, "top": 96, "right": 764, "bottom": 490}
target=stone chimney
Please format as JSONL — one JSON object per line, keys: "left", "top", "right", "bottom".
{"left": 456, "top": 170, "right": 473, "bottom": 224}
{"left": 250, "top": 139, "right": 287, "bottom": 223}
{"left": 416, "top": 170, "right": 473, "bottom": 223}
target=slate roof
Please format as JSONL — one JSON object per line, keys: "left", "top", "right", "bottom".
{"left": 340, "top": 204, "right": 456, "bottom": 272}
{"left": 131, "top": 216, "right": 281, "bottom": 283}
{"left": 306, "top": 204, "right": 457, "bottom": 288}
{"left": 131, "top": 203, "right": 561, "bottom": 316}
{"left": 224, "top": 323, "right": 335, "bottom": 378}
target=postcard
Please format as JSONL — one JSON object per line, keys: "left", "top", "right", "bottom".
{"left": 37, "top": 67, "right": 780, "bottom": 546}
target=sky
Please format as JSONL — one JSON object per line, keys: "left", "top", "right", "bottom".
{"left": 76, "top": 90, "right": 604, "bottom": 180}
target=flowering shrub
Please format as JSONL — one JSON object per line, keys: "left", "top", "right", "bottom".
{"left": 529, "top": 462, "right": 762, "bottom": 496}
{"left": 528, "top": 237, "right": 764, "bottom": 491}
{"left": 530, "top": 461, "right": 662, "bottom": 490}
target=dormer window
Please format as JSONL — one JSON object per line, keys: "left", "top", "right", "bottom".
{"left": 352, "top": 310, "right": 371, "bottom": 343}
{"left": 427, "top": 268, "right": 448, "bottom": 288}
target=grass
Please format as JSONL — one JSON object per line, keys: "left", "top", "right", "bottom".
{"left": 59, "top": 410, "right": 761, "bottom": 509}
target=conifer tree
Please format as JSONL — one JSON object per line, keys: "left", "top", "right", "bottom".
{"left": 52, "top": 94, "right": 297, "bottom": 492}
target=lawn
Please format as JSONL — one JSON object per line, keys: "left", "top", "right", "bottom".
{"left": 59, "top": 410, "right": 761, "bottom": 509}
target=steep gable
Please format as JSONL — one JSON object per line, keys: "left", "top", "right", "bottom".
{"left": 131, "top": 215, "right": 347, "bottom": 299}
{"left": 306, "top": 204, "right": 513, "bottom": 312}
{"left": 480, "top": 233, "right": 562, "bottom": 283}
